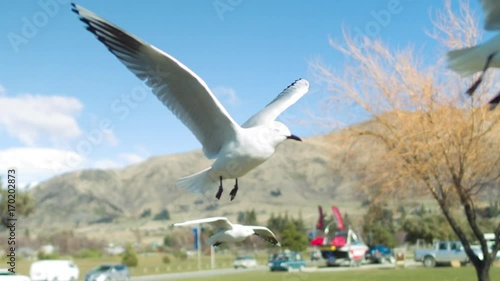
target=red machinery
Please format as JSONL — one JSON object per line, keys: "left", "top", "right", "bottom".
{"left": 310, "top": 206, "right": 368, "bottom": 266}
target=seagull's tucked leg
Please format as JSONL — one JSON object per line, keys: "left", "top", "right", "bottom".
{"left": 467, "top": 52, "right": 497, "bottom": 96}
{"left": 215, "top": 176, "right": 223, "bottom": 200}
{"left": 229, "top": 178, "right": 239, "bottom": 201}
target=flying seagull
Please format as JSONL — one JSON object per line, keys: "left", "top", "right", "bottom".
{"left": 446, "top": 0, "right": 500, "bottom": 109}
{"left": 171, "top": 217, "right": 280, "bottom": 247}
{"left": 71, "top": 3, "right": 309, "bottom": 200}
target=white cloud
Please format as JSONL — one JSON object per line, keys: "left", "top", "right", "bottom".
{"left": 119, "top": 153, "right": 145, "bottom": 164}
{"left": 213, "top": 86, "right": 240, "bottom": 106}
{"left": 0, "top": 89, "right": 83, "bottom": 145}
{"left": 93, "top": 159, "right": 120, "bottom": 169}
{"left": 0, "top": 148, "right": 147, "bottom": 184}
{"left": 0, "top": 147, "right": 86, "bottom": 184}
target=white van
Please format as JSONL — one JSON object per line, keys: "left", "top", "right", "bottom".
{"left": 30, "top": 260, "right": 79, "bottom": 281}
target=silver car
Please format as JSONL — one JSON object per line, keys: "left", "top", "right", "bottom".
{"left": 84, "top": 264, "right": 130, "bottom": 281}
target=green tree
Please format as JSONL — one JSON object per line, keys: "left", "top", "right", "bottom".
{"left": 244, "top": 209, "right": 257, "bottom": 225}
{"left": 153, "top": 209, "right": 170, "bottom": 221}
{"left": 121, "top": 244, "right": 138, "bottom": 267}
{"left": 0, "top": 178, "right": 34, "bottom": 228}
{"left": 291, "top": 215, "right": 306, "bottom": 234}
{"left": 140, "top": 208, "right": 151, "bottom": 218}
{"left": 402, "top": 215, "right": 455, "bottom": 244}
{"left": 364, "top": 203, "right": 394, "bottom": 231}
{"left": 237, "top": 209, "right": 258, "bottom": 225}
{"left": 397, "top": 206, "right": 407, "bottom": 220}
{"left": 281, "top": 222, "right": 307, "bottom": 252}
{"left": 237, "top": 211, "right": 245, "bottom": 223}
{"left": 363, "top": 223, "right": 397, "bottom": 248}
{"left": 267, "top": 212, "right": 290, "bottom": 234}
{"left": 362, "top": 202, "right": 396, "bottom": 246}
{"left": 163, "top": 234, "right": 175, "bottom": 247}
{"left": 343, "top": 213, "right": 352, "bottom": 229}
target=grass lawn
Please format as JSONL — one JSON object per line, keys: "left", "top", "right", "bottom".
{"left": 179, "top": 267, "right": 500, "bottom": 281}
{"left": 9, "top": 255, "right": 500, "bottom": 281}
{"left": 9, "top": 252, "right": 270, "bottom": 277}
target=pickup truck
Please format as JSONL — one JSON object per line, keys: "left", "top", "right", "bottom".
{"left": 414, "top": 241, "right": 469, "bottom": 267}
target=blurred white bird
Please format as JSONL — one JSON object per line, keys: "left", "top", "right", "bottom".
{"left": 171, "top": 217, "right": 281, "bottom": 247}
{"left": 72, "top": 4, "right": 309, "bottom": 200}
{"left": 446, "top": 0, "right": 500, "bottom": 108}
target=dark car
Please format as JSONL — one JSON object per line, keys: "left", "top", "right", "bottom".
{"left": 268, "top": 251, "right": 306, "bottom": 271}
{"left": 365, "top": 245, "right": 395, "bottom": 264}
{"left": 84, "top": 264, "right": 130, "bottom": 281}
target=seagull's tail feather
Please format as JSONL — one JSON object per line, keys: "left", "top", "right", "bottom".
{"left": 176, "top": 168, "right": 217, "bottom": 194}
{"left": 447, "top": 46, "right": 486, "bottom": 77}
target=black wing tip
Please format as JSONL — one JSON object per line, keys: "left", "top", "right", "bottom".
{"left": 71, "top": 3, "right": 143, "bottom": 55}
{"left": 282, "top": 78, "right": 307, "bottom": 91}
{"left": 488, "top": 93, "right": 500, "bottom": 110}
{"left": 70, "top": 2, "right": 80, "bottom": 14}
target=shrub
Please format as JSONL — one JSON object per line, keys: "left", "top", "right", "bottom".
{"left": 37, "top": 252, "right": 59, "bottom": 260}
{"left": 121, "top": 244, "right": 138, "bottom": 267}
{"left": 163, "top": 235, "right": 175, "bottom": 247}
{"left": 162, "top": 255, "right": 171, "bottom": 264}
{"left": 172, "top": 249, "right": 187, "bottom": 261}
{"left": 75, "top": 248, "right": 102, "bottom": 258}
{"left": 153, "top": 209, "right": 170, "bottom": 221}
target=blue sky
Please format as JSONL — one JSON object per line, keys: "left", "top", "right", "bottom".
{"left": 0, "top": 0, "right": 485, "bottom": 185}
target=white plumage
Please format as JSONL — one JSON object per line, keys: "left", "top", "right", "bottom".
{"left": 171, "top": 217, "right": 281, "bottom": 247}
{"left": 446, "top": 0, "right": 500, "bottom": 108}
{"left": 72, "top": 4, "right": 310, "bottom": 200}
{"left": 447, "top": 0, "right": 500, "bottom": 76}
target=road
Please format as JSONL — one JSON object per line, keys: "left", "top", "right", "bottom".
{"left": 131, "top": 261, "right": 421, "bottom": 281}
{"left": 131, "top": 266, "right": 267, "bottom": 281}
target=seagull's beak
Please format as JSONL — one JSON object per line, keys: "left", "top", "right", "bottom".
{"left": 287, "top": 134, "right": 302, "bottom": 142}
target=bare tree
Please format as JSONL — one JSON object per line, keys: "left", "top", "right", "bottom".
{"left": 311, "top": 1, "right": 499, "bottom": 281}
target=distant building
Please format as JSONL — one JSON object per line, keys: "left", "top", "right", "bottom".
{"left": 40, "top": 244, "right": 55, "bottom": 255}
{"left": 105, "top": 243, "right": 125, "bottom": 255}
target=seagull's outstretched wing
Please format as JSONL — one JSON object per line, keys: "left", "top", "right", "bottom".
{"left": 172, "top": 217, "right": 233, "bottom": 230}
{"left": 242, "top": 79, "right": 310, "bottom": 128}
{"left": 481, "top": 0, "right": 500, "bottom": 30}
{"left": 72, "top": 4, "right": 239, "bottom": 158}
{"left": 251, "top": 226, "right": 281, "bottom": 246}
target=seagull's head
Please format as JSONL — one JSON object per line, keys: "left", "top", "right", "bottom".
{"left": 270, "top": 121, "right": 302, "bottom": 144}
{"left": 243, "top": 227, "right": 255, "bottom": 237}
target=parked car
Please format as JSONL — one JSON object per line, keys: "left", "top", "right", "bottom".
{"left": 365, "top": 245, "right": 395, "bottom": 264}
{"left": 483, "top": 233, "right": 500, "bottom": 260}
{"left": 84, "top": 264, "right": 130, "bottom": 281}
{"left": 0, "top": 269, "right": 30, "bottom": 281}
{"left": 30, "top": 260, "right": 79, "bottom": 281}
{"left": 414, "top": 241, "right": 469, "bottom": 267}
{"left": 268, "top": 251, "right": 306, "bottom": 271}
{"left": 233, "top": 256, "right": 258, "bottom": 269}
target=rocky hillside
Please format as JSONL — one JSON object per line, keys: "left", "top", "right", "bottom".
{"left": 26, "top": 125, "right": 379, "bottom": 231}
